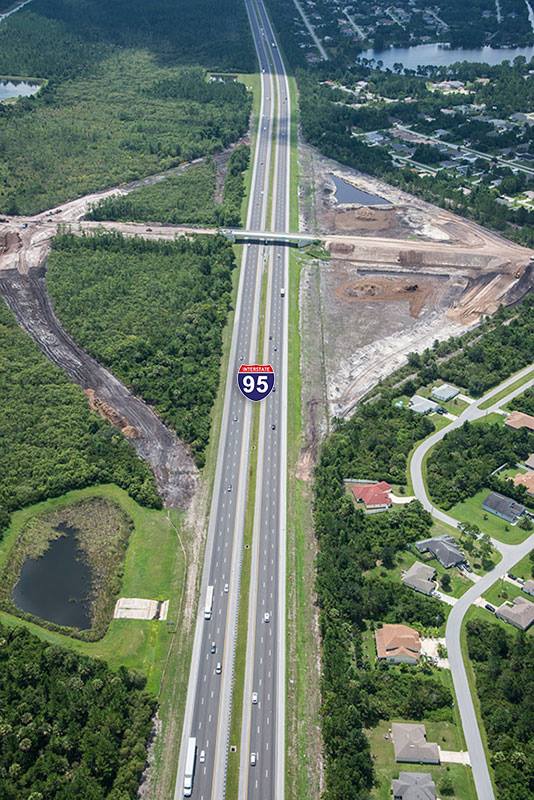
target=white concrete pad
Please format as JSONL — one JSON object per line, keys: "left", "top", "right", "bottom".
{"left": 420, "top": 636, "right": 449, "bottom": 669}
{"left": 440, "top": 749, "right": 471, "bottom": 765}
{"left": 435, "top": 591, "right": 457, "bottom": 606}
{"left": 390, "top": 493, "right": 416, "bottom": 504}
{"left": 442, "top": 412, "right": 458, "bottom": 421}
{"left": 114, "top": 597, "right": 169, "bottom": 621}
{"left": 457, "top": 393, "right": 475, "bottom": 404}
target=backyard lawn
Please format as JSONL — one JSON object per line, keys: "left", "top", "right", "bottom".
{"left": 448, "top": 489, "right": 531, "bottom": 545}
{"left": 367, "top": 720, "right": 476, "bottom": 800}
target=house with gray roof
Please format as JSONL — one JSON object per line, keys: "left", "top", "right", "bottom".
{"left": 391, "top": 723, "right": 440, "bottom": 764}
{"left": 522, "top": 579, "right": 534, "bottom": 597}
{"left": 482, "top": 491, "right": 525, "bottom": 524}
{"left": 402, "top": 561, "right": 437, "bottom": 595}
{"left": 495, "top": 596, "right": 534, "bottom": 631}
{"left": 431, "top": 383, "right": 459, "bottom": 402}
{"left": 525, "top": 454, "right": 534, "bottom": 471}
{"left": 415, "top": 536, "right": 465, "bottom": 569}
{"left": 409, "top": 395, "right": 441, "bottom": 415}
{"left": 392, "top": 772, "right": 436, "bottom": 800}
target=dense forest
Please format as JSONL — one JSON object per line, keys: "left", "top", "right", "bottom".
{"left": 0, "top": 298, "right": 160, "bottom": 542}
{"left": 467, "top": 620, "right": 534, "bottom": 800}
{"left": 47, "top": 232, "right": 236, "bottom": 464}
{"left": 427, "top": 422, "right": 533, "bottom": 508}
{"left": 314, "top": 401, "right": 450, "bottom": 799}
{"left": 0, "top": 623, "right": 156, "bottom": 800}
{"left": 0, "top": 0, "right": 253, "bottom": 214}
{"left": 509, "top": 387, "right": 534, "bottom": 415}
{"left": 87, "top": 144, "right": 250, "bottom": 227}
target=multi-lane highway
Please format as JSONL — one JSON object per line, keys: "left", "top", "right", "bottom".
{"left": 175, "top": 0, "right": 291, "bottom": 798}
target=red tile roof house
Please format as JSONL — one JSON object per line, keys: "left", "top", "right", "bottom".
{"left": 349, "top": 480, "right": 392, "bottom": 511}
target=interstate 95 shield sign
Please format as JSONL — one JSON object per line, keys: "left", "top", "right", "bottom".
{"left": 237, "top": 364, "right": 275, "bottom": 401}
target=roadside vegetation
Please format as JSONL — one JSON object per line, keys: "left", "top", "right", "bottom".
{"left": 0, "top": 0, "right": 254, "bottom": 214}
{"left": 0, "top": 298, "right": 159, "bottom": 543}
{"left": 46, "top": 232, "right": 237, "bottom": 464}
{"left": 509, "top": 386, "right": 534, "bottom": 415}
{"left": 87, "top": 144, "right": 250, "bottom": 227}
{"left": 466, "top": 619, "right": 533, "bottom": 800}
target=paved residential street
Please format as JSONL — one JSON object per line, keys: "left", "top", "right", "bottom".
{"left": 410, "top": 364, "right": 534, "bottom": 800}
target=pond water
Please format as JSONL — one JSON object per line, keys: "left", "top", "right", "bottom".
{"left": 331, "top": 174, "right": 390, "bottom": 205}
{"left": 0, "top": 79, "right": 41, "bottom": 101}
{"left": 358, "top": 43, "right": 534, "bottom": 71}
{"left": 12, "top": 524, "right": 93, "bottom": 629}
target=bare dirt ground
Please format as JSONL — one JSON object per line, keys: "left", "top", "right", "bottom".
{"left": 0, "top": 267, "right": 198, "bottom": 508}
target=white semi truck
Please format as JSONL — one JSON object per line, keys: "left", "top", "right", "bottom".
{"left": 183, "top": 736, "right": 197, "bottom": 797}
{"left": 204, "top": 585, "right": 214, "bottom": 620}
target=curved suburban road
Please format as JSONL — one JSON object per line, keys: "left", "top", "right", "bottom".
{"left": 410, "top": 363, "right": 534, "bottom": 800}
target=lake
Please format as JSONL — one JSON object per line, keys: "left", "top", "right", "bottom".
{"left": 0, "top": 79, "right": 41, "bottom": 101}
{"left": 358, "top": 43, "right": 534, "bottom": 71}
{"left": 12, "top": 523, "right": 93, "bottom": 629}
{"left": 332, "top": 174, "right": 390, "bottom": 205}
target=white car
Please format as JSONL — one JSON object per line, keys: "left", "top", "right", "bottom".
{"left": 224, "top": 583, "right": 229, "bottom": 593}
{"left": 250, "top": 752, "right": 257, "bottom": 766}
{"left": 199, "top": 750, "right": 206, "bottom": 764}
{"left": 263, "top": 612, "right": 270, "bottom": 623}
{"left": 252, "top": 692, "right": 258, "bottom": 704}
{"left": 215, "top": 662, "right": 222, "bottom": 674}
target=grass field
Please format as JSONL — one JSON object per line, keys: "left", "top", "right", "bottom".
{"left": 0, "top": 484, "right": 185, "bottom": 695}
{"left": 482, "top": 577, "right": 524, "bottom": 607}
{"left": 416, "top": 384, "right": 469, "bottom": 416}
{"left": 448, "top": 489, "right": 531, "bottom": 545}
{"left": 367, "top": 720, "right": 476, "bottom": 800}
{"left": 367, "top": 549, "right": 472, "bottom": 600}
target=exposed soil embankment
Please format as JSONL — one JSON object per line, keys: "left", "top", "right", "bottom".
{"left": 0, "top": 268, "right": 197, "bottom": 508}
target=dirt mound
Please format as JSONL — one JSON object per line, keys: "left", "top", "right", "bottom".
{"left": 335, "top": 276, "right": 434, "bottom": 318}
{"left": 85, "top": 389, "right": 139, "bottom": 437}
{"left": 334, "top": 206, "right": 395, "bottom": 232}
{"left": 0, "top": 230, "right": 21, "bottom": 256}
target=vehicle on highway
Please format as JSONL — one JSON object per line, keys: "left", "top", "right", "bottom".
{"left": 280, "top": 287, "right": 285, "bottom": 297}
{"left": 199, "top": 750, "right": 205, "bottom": 764}
{"left": 263, "top": 612, "right": 271, "bottom": 622}
{"left": 211, "top": 641, "right": 216, "bottom": 654}
{"left": 250, "top": 752, "right": 257, "bottom": 766}
{"left": 233, "top": 415, "right": 238, "bottom": 422}
{"left": 485, "top": 604, "right": 495, "bottom": 612}
{"left": 204, "top": 585, "right": 214, "bottom": 620}
{"left": 183, "top": 737, "right": 197, "bottom": 797}
{"left": 252, "top": 692, "right": 258, "bottom": 704}
{"left": 215, "top": 662, "right": 222, "bottom": 674}
{"left": 224, "top": 583, "right": 229, "bottom": 593}
{"left": 227, "top": 484, "right": 232, "bottom": 492}
{"left": 271, "top": 424, "right": 276, "bottom": 430}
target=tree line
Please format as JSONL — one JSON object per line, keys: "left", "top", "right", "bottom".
{"left": 46, "top": 232, "right": 237, "bottom": 465}
{"left": 0, "top": 298, "right": 160, "bottom": 543}
{"left": 0, "top": 623, "right": 156, "bottom": 800}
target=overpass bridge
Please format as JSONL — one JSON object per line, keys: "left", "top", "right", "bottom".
{"left": 221, "top": 228, "right": 319, "bottom": 247}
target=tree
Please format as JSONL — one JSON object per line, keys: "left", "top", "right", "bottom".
{"left": 439, "top": 773, "right": 455, "bottom": 796}
{"left": 441, "top": 573, "right": 452, "bottom": 592}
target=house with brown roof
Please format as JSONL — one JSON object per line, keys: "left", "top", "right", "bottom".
{"left": 495, "top": 596, "right": 534, "bottom": 630}
{"left": 391, "top": 723, "right": 440, "bottom": 764}
{"left": 349, "top": 480, "right": 392, "bottom": 511}
{"left": 505, "top": 411, "right": 534, "bottom": 431}
{"left": 513, "top": 471, "right": 534, "bottom": 496}
{"left": 402, "top": 561, "right": 437, "bottom": 596}
{"left": 375, "top": 624, "right": 421, "bottom": 665}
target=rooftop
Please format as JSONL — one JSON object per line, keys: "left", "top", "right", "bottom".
{"left": 482, "top": 491, "right": 525, "bottom": 523}
{"left": 375, "top": 624, "right": 421, "bottom": 662}
{"left": 350, "top": 481, "right": 392, "bottom": 508}
{"left": 523, "top": 580, "right": 534, "bottom": 596}
{"left": 505, "top": 411, "right": 534, "bottom": 431}
{"left": 496, "top": 596, "right": 534, "bottom": 630}
{"left": 415, "top": 536, "right": 465, "bottom": 568}
{"left": 392, "top": 771, "right": 436, "bottom": 800}
{"left": 409, "top": 394, "right": 440, "bottom": 415}
{"left": 513, "top": 472, "right": 534, "bottom": 496}
{"left": 431, "top": 383, "right": 459, "bottom": 402}
{"left": 402, "top": 561, "right": 437, "bottom": 595}
{"left": 391, "top": 723, "right": 440, "bottom": 764}
{"left": 525, "top": 454, "right": 534, "bottom": 470}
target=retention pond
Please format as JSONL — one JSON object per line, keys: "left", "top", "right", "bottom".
{"left": 331, "top": 174, "right": 390, "bottom": 206}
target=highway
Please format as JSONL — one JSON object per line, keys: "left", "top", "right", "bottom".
{"left": 175, "top": 0, "right": 291, "bottom": 798}
{"left": 410, "top": 364, "right": 534, "bottom": 800}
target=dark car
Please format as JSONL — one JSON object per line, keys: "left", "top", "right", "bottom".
{"left": 485, "top": 604, "right": 495, "bottom": 613}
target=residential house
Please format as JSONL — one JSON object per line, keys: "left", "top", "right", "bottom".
{"left": 402, "top": 561, "right": 437, "bottom": 595}
{"left": 392, "top": 772, "right": 436, "bottom": 800}
{"left": 349, "top": 480, "right": 392, "bottom": 511}
{"left": 391, "top": 723, "right": 440, "bottom": 764}
{"left": 482, "top": 491, "right": 525, "bottom": 524}
{"left": 409, "top": 395, "right": 441, "bottom": 415}
{"left": 513, "top": 471, "right": 534, "bottom": 496}
{"left": 524, "top": 454, "right": 534, "bottom": 470}
{"left": 505, "top": 411, "right": 534, "bottom": 431}
{"left": 431, "top": 383, "right": 459, "bottom": 402}
{"left": 495, "top": 596, "right": 534, "bottom": 631}
{"left": 375, "top": 624, "right": 421, "bottom": 665}
{"left": 415, "top": 536, "right": 465, "bottom": 569}
{"left": 522, "top": 580, "right": 534, "bottom": 597}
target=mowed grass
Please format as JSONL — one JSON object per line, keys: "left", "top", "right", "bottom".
{"left": 483, "top": 578, "right": 524, "bottom": 607}
{"left": 448, "top": 489, "right": 531, "bottom": 545}
{"left": 0, "top": 484, "right": 185, "bottom": 695}
{"left": 367, "top": 720, "right": 476, "bottom": 800}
